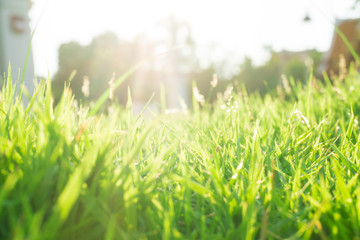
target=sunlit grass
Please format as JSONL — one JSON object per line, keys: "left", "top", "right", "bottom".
{"left": 1, "top": 65, "right": 360, "bottom": 239}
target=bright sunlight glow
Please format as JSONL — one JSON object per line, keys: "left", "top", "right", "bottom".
{"left": 30, "top": 0, "right": 357, "bottom": 77}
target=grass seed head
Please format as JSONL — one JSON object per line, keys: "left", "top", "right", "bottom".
{"left": 338, "top": 54, "right": 347, "bottom": 82}
{"left": 281, "top": 74, "right": 291, "bottom": 94}
{"left": 294, "top": 109, "right": 310, "bottom": 128}
{"left": 193, "top": 86, "right": 205, "bottom": 106}
{"left": 81, "top": 76, "right": 90, "bottom": 97}
{"left": 210, "top": 73, "right": 218, "bottom": 88}
{"left": 224, "top": 85, "right": 233, "bottom": 104}
{"left": 276, "top": 85, "right": 284, "bottom": 100}
{"left": 304, "top": 57, "right": 314, "bottom": 70}
{"left": 109, "top": 72, "right": 116, "bottom": 100}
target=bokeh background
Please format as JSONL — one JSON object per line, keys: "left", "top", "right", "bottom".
{"left": 20, "top": 0, "right": 360, "bottom": 108}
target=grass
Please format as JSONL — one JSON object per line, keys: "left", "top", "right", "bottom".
{"left": 1, "top": 65, "right": 360, "bottom": 240}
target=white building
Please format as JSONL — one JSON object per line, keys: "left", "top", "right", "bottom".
{"left": 0, "top": 0, "right": 34, "bottom": 95}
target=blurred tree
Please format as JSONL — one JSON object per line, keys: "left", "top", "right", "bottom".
{"left": 190, "top": 64, "right": 220, "bottom": 102}
{"left": 52, "top": 16, "right": 202, "bottom": 108}
{"left": 52, "top": 32, "right": 139, "bottom": 104}
{"left": 152, "top": 14, "right": 198, "bottom": 107}
{"left": 52, "top": 28, "right": 324, "bottom": 106}
{"left": 52, "top": 41, "right": 88, "bottom": 101}
{"left": 231, "top": 53, "right": 280, "bottom": 95}
{"left": 230, "top": 49, "right": 323, "bottom": 95}
{"left": 284, "top": 58, "right": 307, "bottom": 83}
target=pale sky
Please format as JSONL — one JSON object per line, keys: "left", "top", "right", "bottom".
{"left": 29, "top": 0, "right": 358, "bottom": 77}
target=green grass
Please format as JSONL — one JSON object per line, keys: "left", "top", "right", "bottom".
{"left": 1, "top": 66, "right": 360, "bottom": 240}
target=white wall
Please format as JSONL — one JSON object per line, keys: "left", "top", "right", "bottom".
{"left": 0, "top": 0, "right": 34, "bottom": 95}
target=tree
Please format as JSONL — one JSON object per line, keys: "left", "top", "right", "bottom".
{"left": 230, "top": 48, "right": 323, "bottom": 95}
{"left": 52, "top": 18, "right": 200, "bottom": 108}
{"left": 52, "top": 32, "right": 140, "bottom": 104}
{"left": 231, "top": 53, "right": 280, "bottom": 95}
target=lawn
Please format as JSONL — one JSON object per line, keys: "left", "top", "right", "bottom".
{"left": 1, "top": 67, "right": 360, "bottom": 239}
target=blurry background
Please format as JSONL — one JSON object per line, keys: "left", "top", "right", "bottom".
{"left": 7, "top": 0, "right": 360, "bottom": 108}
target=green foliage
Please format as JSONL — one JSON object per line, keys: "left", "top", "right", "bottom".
{"left": 231, "top": 49, "right": 323, "bottom": 95}
{"left": 285, "top": 58, "right": 307, "bottom": 83}
{"left": 233, "top": 54, "right": 280, "bottom": 95}
{"left": 52, "top": 17, "right": 199, "bottom": 106}
{"left": 53, "top": 32, "right": 140, "bottom": 104}
{"left": 1, "top": 65, "right": 360, "bottom": 239}
{"left": 51, "top": 27, "right": 325, "bottom": 106}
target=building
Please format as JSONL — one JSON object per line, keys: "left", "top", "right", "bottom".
{"left": 0, "top": 0, "right": 34, "bottom": 95}
{"left": 275, "top": 19, "right": 360, "bottom": 79}
{"left": 319, "top": 18, "right": 360, "bottom": 74}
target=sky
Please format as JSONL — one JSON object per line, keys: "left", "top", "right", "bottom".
{"left": 29, "top": 0, "right": 358, "bottom": 77}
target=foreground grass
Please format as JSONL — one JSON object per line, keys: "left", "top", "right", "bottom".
{"left": 1, "top": 68, "right": 360, "bottom": 240}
